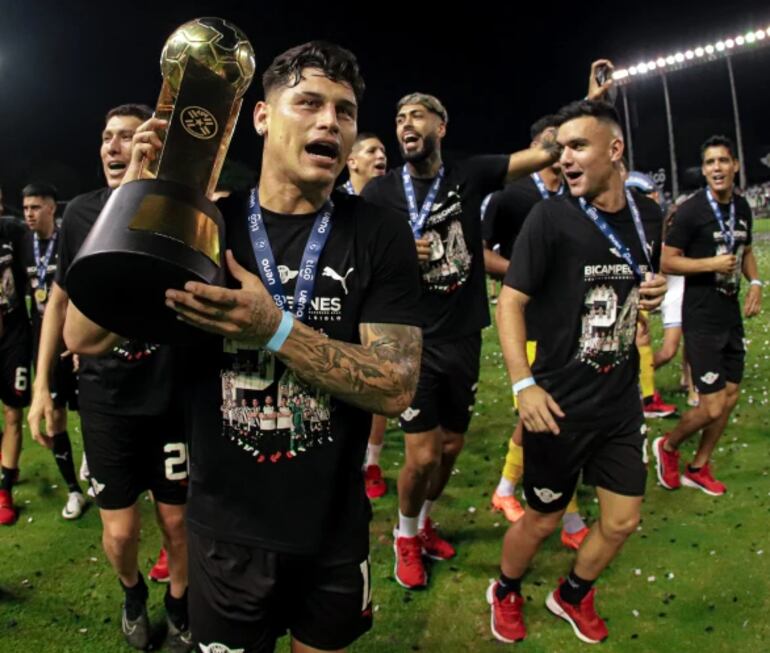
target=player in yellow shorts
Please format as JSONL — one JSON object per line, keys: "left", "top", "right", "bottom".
{"left": 491, "top": 341, "right": 589, "bottom": 550}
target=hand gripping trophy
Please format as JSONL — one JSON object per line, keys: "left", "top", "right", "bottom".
{"left": 67, "top": 17, "right": 255, "bottom": 342}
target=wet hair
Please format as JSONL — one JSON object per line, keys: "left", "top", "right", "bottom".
{"left": 701, "top": 135, "right": 737, "bottom": 161}
{"left": 22, "top": 182, "right": 58, "bottom": 202}
{"left": 262, "top": 41, "right": 365, "bottom": 103}
{"left": 105, "top": 103, "right": 153, "bottom": 123}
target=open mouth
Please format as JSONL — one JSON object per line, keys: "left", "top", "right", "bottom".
{"left": 107, "top": 161, "right": 127, "bottom": 172}
{"left": 374, "top": 162, "right": 387, "bottom": 171}
{"left": 402, "top": 133, "right": 420, "bottom": 146}
{"left": 305, "top": 140, "right": 340, "bottom": 162}
{"left": 564, "top": 170, "right": 583, "bottom": 182}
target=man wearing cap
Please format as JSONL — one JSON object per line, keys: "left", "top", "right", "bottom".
{"left": 362, "top": 92, "right": 559, "bottom": 589}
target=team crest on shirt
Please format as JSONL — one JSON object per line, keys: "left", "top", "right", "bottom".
{"left": 221, "top": 341, "right": 333, "bottom": 464}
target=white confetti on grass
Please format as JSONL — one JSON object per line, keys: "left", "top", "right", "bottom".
{"left": 647, "top": 576, "right": 656, "bottom": 582}
{"left": 632, "top": 609, "right": 640, "bottom": 617}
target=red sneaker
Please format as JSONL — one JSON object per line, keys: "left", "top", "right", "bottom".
{"left": 148, "top": 548, "right": 169, "bottom": 583}
{"left": 393, "top": 529, "right": 427, "bottom": 589}
{"left": 486, "top": 581, "right": 526, "bottom": 643}
{"left": 364, "top": 464, "right": 387, "bottom": 500}
{"left": 561, "top": 525, "right": 590, "bottom": 550}
{"left": 491, "top": 491, "right": 525, "bottom": 523}
{"left": 546, "top": 585, "right": 608, "bottom": 644}
{"left": 643, "top": 392, "right": 678, "bottom": 419}
{"left": 418, "top": 517, "right": 456, "bottom": 560}
{"left": 681, "top": 463, "right": 726, "bottom": 496}
{"left": 652, "top": 436, "right": 681, "bottom": 490}
{"left": 0, "top": 489, "right": 17, "bottom": 525}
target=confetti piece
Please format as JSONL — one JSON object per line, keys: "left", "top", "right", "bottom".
{"left": 468, "top": 506, "right": 477, "bottom": 514}
{"left": 647, "top": 576, "right": 656, "bottom": 582}
{"left": 634, "top": 569, "right": 642, "bottom": 576}
{"left": 632, "top": 609, "right": 640, "bottom": 617}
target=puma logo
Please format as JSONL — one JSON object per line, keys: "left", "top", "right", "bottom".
{"left": 322, "top": 266, "right": 354, "bottom": 295}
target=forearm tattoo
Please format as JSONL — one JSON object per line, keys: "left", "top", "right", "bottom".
{"left": 278, "top": 322, "right": 422, "bottom": 416}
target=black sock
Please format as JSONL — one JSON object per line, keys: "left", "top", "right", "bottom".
{"left": 688, "top": 464, "right": 701, "bottom": 473}
{"left": 559, "top": 570, "right": 595, "bottom": 605}
{"left": 165, "top": 587, "right": 189, "bottom": 630}
{"left": 1, "top": 466, "right": 17, "bottom": 492}
{"left": 496, "top": 572, "right": 522, "bottom": 601}
{"left": 120, "top": 574, "right": 148, "bottom": 620}
{"left": 52, "top": 432, "right": 82, "bottom": 493}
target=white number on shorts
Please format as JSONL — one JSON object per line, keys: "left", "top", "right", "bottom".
{"left": 14, "top": 367, "right": 28, "bottom": 392}
{"left": 360, "top": 557, "right": 372, "bottom": 611}
{"left": 163, "top": 443, "right": 188, "bottom": 481}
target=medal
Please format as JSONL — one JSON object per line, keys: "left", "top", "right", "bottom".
{"left": 35, "top": 287, "right": 48, "bottom": 303}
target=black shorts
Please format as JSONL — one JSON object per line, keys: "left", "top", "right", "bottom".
{"left": 685, "top": 326, "right": 745, "bottom": 394}
{"left": 189, "top": 531, "right": 372, "bottom": 652}
{"left": 80, "top": 410, "right": 188, "bottom": 510}
{"left": 523, "top": 412, "right": 647, "bottom": 513}
{"left": 399, "top": 333, "right": 481, "bottom": 434}
{"left": 0, "top": 334, "right": 31, "bottom": 408}
{"left": 50, "top": 355, "right": 79, "bottom": 410}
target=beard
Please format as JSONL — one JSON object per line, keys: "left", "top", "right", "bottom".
{"left": 400, "top": 132, "right": 438, "bottom": 164}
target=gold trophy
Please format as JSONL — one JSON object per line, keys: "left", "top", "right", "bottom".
{"left": 67, "top": 18, "right": 255, "bottom": 342}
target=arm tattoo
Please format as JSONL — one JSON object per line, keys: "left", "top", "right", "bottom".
{"left": 277, "top": 322, "right": 422, "bottom": 416}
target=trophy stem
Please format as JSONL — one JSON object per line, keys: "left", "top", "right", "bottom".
{"left": 207, "top": 98, "right": 243, "bottom": 198}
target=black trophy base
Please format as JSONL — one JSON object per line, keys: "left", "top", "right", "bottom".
{"left": 66, "top": 179, "right": 225, "bottom": 344}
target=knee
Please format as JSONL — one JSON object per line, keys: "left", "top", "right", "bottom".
{"left": 599, "top": 512, "right": 639, "bottom": 541}
{"left": 404, "top": 445, "right": 441, "bottom": 478}
{"left": 701, "top": 397, "right": 726, "bottom": 421}
{"left": 3, "top": 407, "right": 22, "bottom": 428}
{"left": 158, "top": 508, "right": 187, "bottom": 543}
{"left": 442, "top": 434, "right": 465, "bottom": 459}
{"left": 524, "top": 511, "right": 562, "bottom": 541}
{"left": 726, "top": 386, "right": 740, "bottom": 408}
{"left": 102, "top": 522, "right": 138, "bottom": 552}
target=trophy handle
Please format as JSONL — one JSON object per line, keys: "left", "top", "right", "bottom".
{"left": 207, "top": 99, "right": 242, "bottom": 199}
{"left": 142, "top": 78, "right": 177, "bottom": 181}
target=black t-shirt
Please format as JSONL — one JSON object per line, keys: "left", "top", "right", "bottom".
{"left": 665, "top": 189, "right": 752, "bottom": 334}
{"left": 362, "top": 156, "right": 509, "bottom": 342}
{"left": 0, "top": 217, "right": 31, "bottom": 347}
{"left": 22, "top": 228, "right": 60, "bottom": 344}
{"left": 186, "top": 190, "right": 421, "bottom": 560}
{"left": 55, "top": 188, "right": 175, "bottom": 416}
{"left": 505, "top": 194, "right": 663, "bottom": 425}
{"left": 482, "top": 176, "right": 557, "bottom": 263}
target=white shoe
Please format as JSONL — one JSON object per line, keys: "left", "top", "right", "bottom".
{"left": 79, "top": 454, "right": 90, "bottom": 482}
{"left": 62, "top": 491, "right": 87, "bottom": 520}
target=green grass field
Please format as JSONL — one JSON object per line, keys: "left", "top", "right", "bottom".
{"left": 3, "top": 243, "right": 770, "bottom": 652}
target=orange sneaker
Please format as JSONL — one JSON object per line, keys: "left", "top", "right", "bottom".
{"left": 561, "top": 526, "right": 590, "bottom": 550}
{"left": 491, "top": 491, "right": 525, "bottom": 523}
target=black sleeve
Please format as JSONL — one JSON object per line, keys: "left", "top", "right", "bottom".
{"left": 741, "top": 197, "right": 753, "bottom": 247}
{"left": 359, "top": 206, "right": 422, "bottom": 328}
{"left": 503, "top": 202, "right": 555, "bottom": 296}
{"left": 481, "top": 191, "right": 502, "bottom": 246}
{"left": 54, "top": 202, "right": 83, "bottom": 290}
{"left": 465, "top": 155, "right": 509, "bottom": 197}
{"left": 664, "top": 200, "right": 696, "bottom": 251}
{"left": 360, "top": 175, "right": 385, "bottom": 206}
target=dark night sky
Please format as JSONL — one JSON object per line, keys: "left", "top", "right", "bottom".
{"left": 1, "top": 0, "right": 769, "bottom": 208}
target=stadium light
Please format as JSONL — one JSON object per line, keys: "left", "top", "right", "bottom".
{"left": 612, "top": 22, "right": 770, "bottom": 83}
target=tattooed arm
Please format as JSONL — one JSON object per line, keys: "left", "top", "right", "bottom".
{"left": 276, "top": 321, "right": 421, "bottom": 416}
{"left": 166, "top": 251, "right": 422, "bottom": 416}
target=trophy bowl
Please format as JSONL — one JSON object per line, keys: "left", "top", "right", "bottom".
{"left": 66, "top": 17, "right": 255, "bottom": 343}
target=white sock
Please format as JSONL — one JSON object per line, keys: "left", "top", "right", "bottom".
{"left": 366, "top": 443, "right": 383, "bottom": 468}
{"left": 418, "top": 500, "right": 434, "bottom": 530}
{"left": 496, "top": 477, "right": 516, "bottom": 497}
{"left": 398, "top": 511, "right": 418, "bottom": 538}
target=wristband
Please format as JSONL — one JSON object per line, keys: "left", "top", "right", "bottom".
{"left": 264, "top": 311, "right": 294, "bottom": 353}
{"left": 512, "top": 377, "right": 536, "bottom": 397}
{"left": 750, "top": 279, "right": 763, "bottom": 287}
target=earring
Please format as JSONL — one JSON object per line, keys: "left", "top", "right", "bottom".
{"left": 257, "top": 126, "right": 264, "bottom": 136}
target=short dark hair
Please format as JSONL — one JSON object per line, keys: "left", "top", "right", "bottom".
{"left": 555, "top": 100, "right": 622, "bottom": 131}
{"left": 354, "top": 132, "right": 381, "bottom": 145}
{"left": 262, "top": 41, "right": 365, "bottom": 103}
{"left": 105, "top": 103, "right": 153, "bottom": 123}
{"left": 22, "top": 182, "right": 58, "bottom": 202}
{"left": 529, "top": 114, "right": 559, "bottom": 141}
{"left": 701, "top": 135, "right": 736, "bottom": 161}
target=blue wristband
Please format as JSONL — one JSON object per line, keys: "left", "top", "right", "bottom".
{"left": 265, "top": 311, "right": 294, "bottom": 353}
{"left": 512, "top": 377, "right": 536, "bottom": 396}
